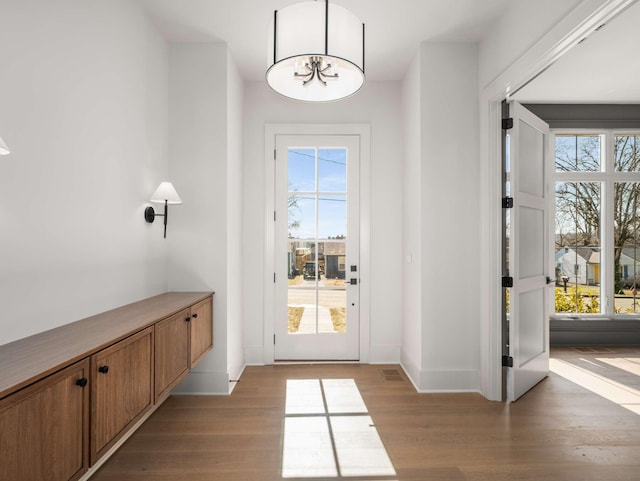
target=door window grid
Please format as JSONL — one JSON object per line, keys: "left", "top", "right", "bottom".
{"left": 287, "top": 147, "right": 348, "bottom": 334}
{"left": 552, "top": 131, "right": 640, "bottom": 316}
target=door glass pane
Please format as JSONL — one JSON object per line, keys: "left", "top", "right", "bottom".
{"left": 318, "top": 195, "right": 346, "bottom": 240}
{"left": 554, "top": 182, "right": 601, "bottom": 314}
{"left": 287, "top": 147, "right": 348, "bottom": 336}
{"left": 288, "top": 196, "right": 315, "bottom": 240}
{"left": 318, "top": 289, "right": 346, "bottom": 333}
{"left": 614, "top": 182, "right": 640, "bottom": 313}
{"left": 615, "top": 135, "right": 640, "bottom": 172}
{"left": 555, "top": 135, "right": 601, "bottom": 172}
{"left": 318, "top": 148, "right": 347, "bottom": 192}
{"left": 288, "top": 148, "right": 316, "bottom": 191}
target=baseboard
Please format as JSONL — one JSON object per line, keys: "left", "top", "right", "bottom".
{"left": 172, "top": 370, "right": 231, "bottom": 395}
{"left": 418, "top": 368, "right": 481, "bottom": 393}
{"left": 400, "top": 351, "right": 480, "bottom": 393}
{"left": 368, "top": 344, "right": 401, "bottom": 363}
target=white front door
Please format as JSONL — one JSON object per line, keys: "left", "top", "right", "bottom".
{"left": 274, "top": 134, "right": 360, "bottom": 360}
{"left": 506, "top": 102, "right": 552, "bottom": 401}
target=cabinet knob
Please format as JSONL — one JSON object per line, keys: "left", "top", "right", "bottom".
{"left": 185, "top": 316, "right": 191, "bottom": 322}
{"left": 98, "top": 365, "right": 109, "bottom": 374}
{"left": 192, "top": 313, "right": 198, "bottom": 319}
{"left": 76, "top": 378, "right": 88, "bottom": 387}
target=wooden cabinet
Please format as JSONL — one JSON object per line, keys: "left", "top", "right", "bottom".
{"left": 154, "top": 308, "right": 190, "bottom": 401}
{"left": 0, "top": 292, "right": 213, "bottom": 480}
{"left": 189, "top": 296, "right": 213, "bottom": 367}
{"left": 91, "top": 327, "right": 153, "bottom": 464}
{"left": 154, "top": 297, "right": 213, "bottom": 401}
{"left": 0, "top": 359, "right": 90, "bottom": 481}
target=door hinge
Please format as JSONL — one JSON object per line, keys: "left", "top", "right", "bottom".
{"left": 274, "top": 272, "right": 276, "bottom": 283}
{"left": 274, "top": 334, "right": 276, "bottom": 345}
{"left": 502, "top": 276, "right": 513, "bottom": 288}
{"left": 502, "top": 118, "right": 514, "bottom": 130}
{"left": 274, "top": 210, "right": 276, "bottom": 222}
{"left": 274, "top": 149, "right": 276, "bottom": 160}
{"left": 502, "top": 355, "right": 514, "bottom": 367}
{"left": 502, "top": 196, "right": 514, "bottom": 208}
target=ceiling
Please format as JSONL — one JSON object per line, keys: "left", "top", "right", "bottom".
{"left": 135, "top": 0, "right": 640, "bottom": 102}
{"left": 134, "top": 0, "right": 512, "bottom": 81}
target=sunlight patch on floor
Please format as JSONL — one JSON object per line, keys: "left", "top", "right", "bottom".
{"left": 597, "top": 357, "right": 640, "bottom": 377}
{"left": 282, "top": 378, "right": 397, "bottom": 479}
{"left": 550, "top": 358, "right": 640, "bottom": 414}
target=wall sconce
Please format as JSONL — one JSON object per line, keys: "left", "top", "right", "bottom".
{"left": 0, "top": 135, "right": 10, "bottom": 155}
{"left": 144, "top": 181, "right": 182, "bottom": 238}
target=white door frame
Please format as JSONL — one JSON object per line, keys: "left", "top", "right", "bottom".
{"left": 264, "top": 124, "right": 371, "bottom": 364}
{"left": 480, "top": 0, "right": 636, "bottom": 400}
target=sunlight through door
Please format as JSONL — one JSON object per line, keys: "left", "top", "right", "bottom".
{"left": 282, "top": 379, "right": 396, "bottom": 479}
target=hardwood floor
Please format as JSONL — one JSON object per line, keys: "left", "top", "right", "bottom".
{"left": 92, "top": 350, "right": 640, "bottom": 481}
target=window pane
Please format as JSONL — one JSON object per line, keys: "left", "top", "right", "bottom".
{"left": 555, "top": 135, "right": 601, "bottom": 172}
{"left": 288, "top": 196, "right": 315, "bottom": 239}
{"left": 615, "top": 135, "right": 640, "bottom": 172}
{"left": 288, "top": 148, "right": 316, "bottom": 191}
{"left": 318, "top": 194, "right": 346, "bottom": 240}
{"left": 318, "top": 148, "right": 347, "bottom": 192}
{"left": 614, "top": 183, "right": 640, "bottom": 314}
{"left": 554, "top": 182, "right": 601, "bottom": 314}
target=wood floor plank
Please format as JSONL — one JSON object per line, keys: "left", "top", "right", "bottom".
{"left": 92, "top": 354, "right": 640, "bottom": 481}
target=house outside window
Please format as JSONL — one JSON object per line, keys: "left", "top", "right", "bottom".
{"left": 553, "top": 132, "right": 640, "bottom": 316}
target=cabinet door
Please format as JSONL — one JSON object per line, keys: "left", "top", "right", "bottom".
{"left": 91, "top": 327, "right": 153, "bottom": 464}
{"left": 0, "top": 359, "right": 89, "bottom": 481}
{"left": 154, "top": 308, "right": 190, "bottom": 401}
{"left": 189, "top": 296, "right": 213, "bottom": 367}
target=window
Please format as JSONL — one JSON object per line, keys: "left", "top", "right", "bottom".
{"left": 553, "top": 132, "right": 640, "bottom": 315}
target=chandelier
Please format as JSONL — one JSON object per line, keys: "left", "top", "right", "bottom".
{"left": 266, "top": 0, "right": 365, "bottom": 102}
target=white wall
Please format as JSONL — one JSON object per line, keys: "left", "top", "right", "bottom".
{"left": 419, "top": 43, "right": 480, "bottom": 391}
{"left": 400, "top": 53, "right": 423, "bottom": 384}
{"left": 168, "top": 43, "right": 240, "bottom": 394}
{"left": 226, "top": 53, "right": 245, "bottom": 386}
{"left": 0, "top": 0, "right": 169, "bottom": 346}
{"left": 242, "top": 81, "right": 403, "bottom": 364}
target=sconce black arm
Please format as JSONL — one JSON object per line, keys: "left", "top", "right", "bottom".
{"left": 144, "top": 200, "right": 169, "bottom": 238}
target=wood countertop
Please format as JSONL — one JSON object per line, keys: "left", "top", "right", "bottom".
{"left": 0, "top": 291, "right": 214, "bottom": 399}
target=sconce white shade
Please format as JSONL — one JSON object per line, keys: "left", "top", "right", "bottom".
{"left": 266, "top": 0, "right": 365, "bottom": 102}
{"left": 0, "top": 135, "right": 10, "bottom": 155}
{"left": 150, "top": 181, "right": 182, "bottom": 204}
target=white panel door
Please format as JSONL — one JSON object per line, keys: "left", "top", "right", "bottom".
{"left": 507, "top": 102, "right": 551, "bottom": 401}
{"left": 274, "top": 135, "right": 360, "bottom": 360}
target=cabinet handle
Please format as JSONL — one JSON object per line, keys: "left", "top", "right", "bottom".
{"left": 76, "top": 378, "right": 88, "bottom": 387}
{"left": 192, "top": 313, "right": 198, "bottom": 319}
{"left": 185, "top": 316, "right": 191, "bottom": 322}
{"left": 98, "top": 365, "right": 109, "bottom": 374}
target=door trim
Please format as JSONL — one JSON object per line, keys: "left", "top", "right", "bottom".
{"left": 264, "top": 124, "right": 371, "bottom": 364}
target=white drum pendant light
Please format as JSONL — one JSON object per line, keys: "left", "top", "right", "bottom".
{"left": 266, "top": 0, "right": 365, "bottom": 102}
